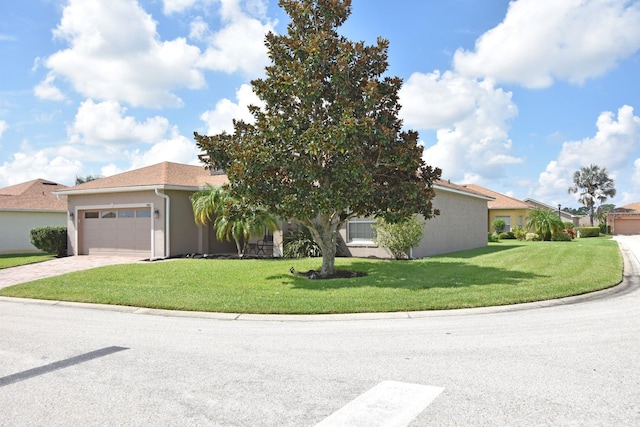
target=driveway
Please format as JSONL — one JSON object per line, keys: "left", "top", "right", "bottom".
{"left": 0, "top": 255, "right": 147, "bottom": 289}
{"left": 0, "top": 237, "right": 639, "bottom": 425}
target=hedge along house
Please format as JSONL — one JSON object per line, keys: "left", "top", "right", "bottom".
{"left": 55, "top": 162, "right": 237, "bottom": 259}
{"left": 327, "top": 180, "right": 493, "bottom": 259}
{"left": 0, "top": 179, "right": 68, "bottom": 254}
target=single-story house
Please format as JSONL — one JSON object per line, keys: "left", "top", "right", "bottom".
{"left": 462, "top": 184, "right": 533, "bottom": 232}
{"left": 0, "top": 179, "right": 68, "bottom": 254}
{"left": 608, "top": 203, "right": 640, "bottom": 235}
{"left": 55, "top": 162, "right": 493, "bottom": 259}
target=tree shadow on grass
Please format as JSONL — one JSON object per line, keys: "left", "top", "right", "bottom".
{"left": 430, "top": 243, "right": 525, "bottom": 259}
{"left": 267, "top": 259, "right": 548, "bottom": 292}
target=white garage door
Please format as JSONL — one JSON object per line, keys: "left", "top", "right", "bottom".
{"left": 80, "top": 208, "right": 152, "bottom": 255}
{"left": 614, "top": 218, "right": 640, "bottom": 235}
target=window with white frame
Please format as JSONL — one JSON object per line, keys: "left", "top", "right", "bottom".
{"left": 347, "top": 217, "right": 376, "bottom": 243}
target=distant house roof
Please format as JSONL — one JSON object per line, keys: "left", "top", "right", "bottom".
{"left": 0, "top": 179, "right": 67, "bottom": 212}
{"left": 609, "top": 202, "right": 640, "bottom": 214}
{"left": 56, "top": 162, "right": 228, "bottom": 195}
{"left": 435, "top": 180, "right": 494, "bottom": 201}
{"left": 461, "top": 184, "right": 531, "bottom": 209}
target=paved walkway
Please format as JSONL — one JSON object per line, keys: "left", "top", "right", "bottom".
{"left": 0, "top": 255, "right": 148, "bottom": 289}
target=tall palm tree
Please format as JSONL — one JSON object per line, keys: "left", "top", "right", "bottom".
{"left": 568, "top": 164, "right": 616, "bottom": 226}
{"left": 526, "top": 208, "right": 564, "bottom": 241}
{"left": 191, "top": 184, "right": 278, "bottom": 257}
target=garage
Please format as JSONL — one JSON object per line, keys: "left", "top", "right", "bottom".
{"left": 79, "top": 208, "right": 152, "bottom": 255}
{"left": 608, "top": 203, "right": 640, "bottom": 235}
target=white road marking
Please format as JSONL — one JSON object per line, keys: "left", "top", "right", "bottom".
{"left": 315, "top": 380, "right": 444, "bottom": 427}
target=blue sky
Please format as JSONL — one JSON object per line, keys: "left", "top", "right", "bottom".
{"left": 1, "top": 0, "right": 640, "bottom": 210}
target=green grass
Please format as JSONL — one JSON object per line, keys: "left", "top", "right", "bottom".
{"left": 0, "top": 238, "right": 622, "bottom": 314}
{"left": 0, "top": 253, "right": 56, "bottom": 269}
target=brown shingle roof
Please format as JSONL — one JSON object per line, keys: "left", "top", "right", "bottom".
{"left": 435, "top": 179, "right": 494, "bottom": 200}
{"left": 58, "top": 162, "right": 228, "bottom": 193}
{"left": 611, "top": 202, "right": 640, "bottom": 213}
{"left": 0, "top": 179, "right": 67, "bottom": 211}
{"left": 462, "top": 184, "right": 532, "bottom": 209}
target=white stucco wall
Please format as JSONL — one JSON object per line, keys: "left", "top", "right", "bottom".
{"left": 0, "top": 210, "right": 66, "bottom": 254}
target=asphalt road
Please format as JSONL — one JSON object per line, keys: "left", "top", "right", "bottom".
{"left": 1, "top": 236, "right": 639, "bottom": 426}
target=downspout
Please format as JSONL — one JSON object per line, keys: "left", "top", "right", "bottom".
{"left": 155, "top": 188, "right": 170, "bottom": 259}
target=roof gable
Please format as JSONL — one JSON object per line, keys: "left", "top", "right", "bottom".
{"left": 59, "top": 162, "right": 228, "bottom": 193}
{"left": 0, "top": 179, "right": 68, "bottom": 211}
{"left": 462, "top": 184, "right": 531, "bottom": 209}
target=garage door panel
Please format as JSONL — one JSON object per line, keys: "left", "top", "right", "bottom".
{"left": 614, "top": 219, "right": 640, "bottom": 235}
{"left": 80, "top": 209, "right": 151, "bottom": 256}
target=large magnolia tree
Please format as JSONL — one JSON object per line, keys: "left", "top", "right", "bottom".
{"left": 568, "top": 164, "right": 616, "bottom": 226}
{"left": 195, "top": 0, "right": 441, "bottom": 277}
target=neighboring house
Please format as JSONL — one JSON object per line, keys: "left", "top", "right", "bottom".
{"left": 0, "top": 179, "right": 68, "bottom": 254}
{"left": 607, "top": 203, "right": 640, "bottom": 235}
{"left": 523, "top": 198, "right": 583, "bottom": 227}
{"left": 331, "top": 180, "right": 493, "bottom": 258}
{"left": 56, "top": 162, "right": 493, "bottom": 259}
{"left": 462, "top": 184, "right": 533, "bottom": 232}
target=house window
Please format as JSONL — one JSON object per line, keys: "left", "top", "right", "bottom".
{"left": 101, "top": 211, "right": 116, "bottom": 219}
{"left": 136, "top": 209, "right": 151, "bottom": 218}
{"left": 84, "top": 211, "right": 99, "bottom": 219}
{"left": 347, "top": 217, "right": 376, "bottom": 243}
{"left": 496, "top": 216, "right": 511, "bottom": 232}
{"left": 518, "top": 216, "right": 523, "bottom": 227}
{"left": 118, "top": 210, "right": 135, "bottom": 218}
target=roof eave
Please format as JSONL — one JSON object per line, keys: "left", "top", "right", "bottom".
{"left": 434, "top": 184, "right": 494, "bottom": 201}
{"left": 54, "top": 184, "right": 213, "bottom": 196}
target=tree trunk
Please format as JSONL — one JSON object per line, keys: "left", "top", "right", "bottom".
{"left": 306, "top": 216, "right": 338, "bottom": 277}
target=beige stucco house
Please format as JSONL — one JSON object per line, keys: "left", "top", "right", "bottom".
{"left": 608, "top": 203, "right": 640, "bottom": 235}
{"left": 0, "top": 179, "right": 67, "bottom": 254}
{"left": 56, "top": 162, "right": 492, "bottom": 259}
{"left": 462, "top": 184, "right": 533, "bottom": 232}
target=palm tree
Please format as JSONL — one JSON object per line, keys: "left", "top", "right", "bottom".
{"left": 568, "top": 164, "right": 616, "bottom": 226}
{"left": 191, "top": 185, "right": 278, "bottom": 257}
{"left": 526, "top": 208, "right": 564, "bottom": 241}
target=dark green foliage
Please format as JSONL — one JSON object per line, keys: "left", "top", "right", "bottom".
{"left": 492, "top": 218, "right": 506, "bottom": 233}
{"left": 488, "top": 232, "right": 500, "bottom": 243}
{"left": 563, "top": 222, "right": 574, "bottom": 229}
{"left": 575, "top": 227, "right": 600, "bottom": 238}
{"left": 284, "top": 224, "right": 322, "bottom": 258}
{"left": 526, "top": 208, "right": 564, "bottom": 241}
{"left": 30, "top": 226, "right": 67, "bottom": 257}
{"left": 499, "top": 232, "right": 516, "bottom": 239}
{"left": 551, "top": 231, "right": 572, "bottom": 242}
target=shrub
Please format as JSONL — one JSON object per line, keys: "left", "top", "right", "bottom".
{"left": 512, "top": 226, "right": 527, "bottom": 241}
{"left": 492, "top": 218, "right": 506, "bottom": 233}
{"left": 525, "top": 232, "right": 540, "bottom": 241}
{"left": 575, "top": 227, "right": 600, "bottom": 238}
{"left": 564, "top": 228, "right": 575, "bottom": 239}
{"left": 30, "top": 226, "right": 67, "bottom": 257}
{"left": 283, "top": 224, "right": 322, "bottom": 258}
{"left": 374, "top": 216, "right": 424, "bottom": 259}
{"left": 563, "top": 222, "right": 574, "bottom": 229}
{"left": 488, "top": 232, "right": 500, "bottom": 243}
{"left": 499, "top": 232, "right": 516, "bottom": 239}
{"left": 552, "top": 231, "right": 572, "bottom": 241}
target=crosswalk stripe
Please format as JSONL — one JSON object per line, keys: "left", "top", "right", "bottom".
{"left": 316, "top": 380, "right": 444, "bottom": 427}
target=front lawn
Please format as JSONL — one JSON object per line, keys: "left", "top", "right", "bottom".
{"left": 0, "top": 253, "right": 56, "bottom": 270}
{"left": 0, "top": 238, "right": 622, "bottom": 314}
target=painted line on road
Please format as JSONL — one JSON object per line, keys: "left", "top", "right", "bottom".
{"left": 0, "top": 346, "right": 129, "bottom": 387}
{"left": 316, "top": 380, "right": 444, "bottom": 427}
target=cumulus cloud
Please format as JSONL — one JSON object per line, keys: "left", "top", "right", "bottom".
{"left": 197, "top": 0, "right": 276, "bottom": 77}
{"left": 127, "top": 127, "right": 200, "bottom": 169}
{"left": 454, "top": 0, "right": 640, "bottom": 88}
{"left": 0, "top": 148, "right": 84, "bottom": 186}
{"left": 41, "top": 0, "right": 204, "bottom": 108}
{"left": 163, "top": 0, "right": 201, "bottom": 14}
{"left": 200, "top": 83, "right": 263, "bottom": 134}
{"left": 68, "top": 99, "right": 170, "bottom": 146}
{"left": 402, "top": 73, "right": 521, "bottom": 183}
{"left": 536, "top": 105, "right": 640, "bottom": 203}
{"left": 33, "top": 72, "right": 67, "bottom": 101}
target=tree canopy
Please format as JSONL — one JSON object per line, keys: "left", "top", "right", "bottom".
{"left": 195, "top": 0, "right": 441, "bottom": 276}
{"left": 568, "top": 164, "right": 616, "bottom": 226}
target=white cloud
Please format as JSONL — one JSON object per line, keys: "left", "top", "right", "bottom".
{"left": 536, "top": 105, "right": 640, "bottom": 203}
{"left": 454, "top": 0, "right": 640, "bottom": 88}
{"left": 127, "top": 127, "right": 200, "bottom": 169}
{"left": 33, "top": 72, "right": 66, "bottom": 101}
{"left": 200, "top": 83, "right": 263, "bottom": 134}
{"left": 68, "top": 99, "right": 170, "bottom": 146}
{"left": 41, "top": 0, "right": 204, "bottom": 108}
{"left": 163, "top": 0, "right": 201, "bottom": 14}
{"left": 0, "top": 149, "right": 84, "bottom": 187}
{"left": 198, "top": 0, "right": 276, "bottom": 77}
{"left": 0, "top": 120, "right": 8, "bottom": 138}
{"left": 405, "top": 75, "right": 521, "bottom": 183}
